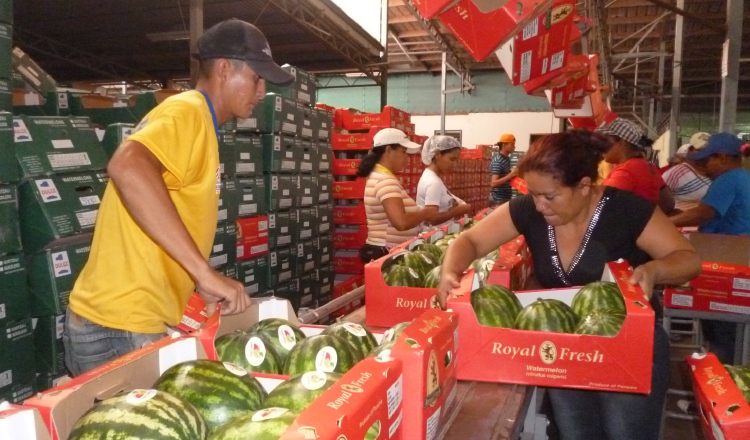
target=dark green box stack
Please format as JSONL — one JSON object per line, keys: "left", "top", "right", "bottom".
{"left": 0, "top": 5, "right": 11, "bottom": 114}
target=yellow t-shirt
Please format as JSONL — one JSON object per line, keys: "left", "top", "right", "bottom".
{"left": 364, "top": 164, "right": 419, "bottom": 247}
{"left": 69, "top": 90, "right": 220, "bottom": 333}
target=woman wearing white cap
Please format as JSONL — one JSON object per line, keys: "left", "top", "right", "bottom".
{"left": 357, "top": 128, "right": 429, "bottom": 262}
{"left": 662, "top": 132, "right": 711, "bottom": 212}
{"left": 416, "top": 135, "right": 473, "bottom": 229}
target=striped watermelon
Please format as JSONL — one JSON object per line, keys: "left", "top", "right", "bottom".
{"left": 365, "top": 420, "right": 382, "bottom": 440}
{"left": 68, "top": 389, "right": 206, "bottom": 440}
{"left": 382, "top": 321, "right": 411, "bottom": 344}
{"left": 515, "top": 298, "right": 578, "bottom": 333}
{"left": 215, "top": 331, "right": 282, "bottom": 374}
{"left": 471, "top": 257, "right": 495, "bottom": 282}
{"left": 208, "top": 408, "right": 298, "bottom": 440}
{"left": 263, "top": 371, "right": 343, "bottom": 411}
{"left": 283, "top": 334, "right": 363, "bottom": 376}
{"left": 383, "top": 264, "right": 422, "bottom": 287}
{"left": 415, "top": 242, "right": 443, "bottom": 261}
{"left": 574, "top": 308, "right": 627, "bottom": 337}
{"left": 401, "top": 250, "right": 439, "bottom": 278}
{"left": 422, "top": 265, "right": 441, "bottom": 288}
{"left": 153, "top": 360, "right": 267, "bottom": 434}
{"left": 471, "top": 285, "right": 522, "bottom": 319}
{"left": 571, "top": 281, "right": 627, "bottom": 317}
{"left": 321, "top": 322, "right": 378, "bottom": 359}
{"left": 472, "top": 298, "right": 517, "bottom": 328}
{"left": 248, "top": 318, "right": 306, "bottom": 363}
{"left": 725, "top": 365, "right": 750, "bottom": 404}
{"left": 369, "top": 340, "right": 397, "bottom": 358}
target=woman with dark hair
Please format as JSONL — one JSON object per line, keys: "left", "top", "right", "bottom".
{"left": 416, "top": 135, "right": 473, "bottom": 228}
{"left": 596, "top": 118, "right": 675, "bottom": 213}
{"left": 358, "top": 128, "right": 428, "bottom": 263}
{"left": 436, "top": 130, "right": 700, "bottom": 440}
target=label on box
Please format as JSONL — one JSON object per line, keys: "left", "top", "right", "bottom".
{"left": 236, "top": 163, "right": 255, "bottom": 174}
{"left": 13, "top": 119, "right": 32, "bottom": 142}
{"left": 670, "top": 293, "right": 693, "bottom": 308}
{"left": 733, "top": 278, "right": 750, "bottom": 291}
{"left": 52, "top": 251, "right": 72, "bottom": 277}
{"left": 390, "top": 410, "right": 403, "bottom": 438}
{"left": 79, "top": 195, "right": 100, "bottom": 206}
{"left": 274, "top": 97, "right": 282, "bottom": 112}
{"left": 710, "top": 302, "right": 750, "bottom": 315}
{"left": 48, "top": 152, "right": 92, "bottom": 168}
{"left": 733, "top": 290, "right": 750, "bottom": 298}
{"left": 51, "top": 139, "right": 74, "bottom": 149}
{"left": 0, "top": 305, "right": 4, "bottom": 319}
{"left": 239, "top": 204, "right": 257, "bottom": 215}
{"left": 523, "top": 18, "right": 539, "bottom": 40}
{"left": 55, "top": 315, "right": 65, "bottom": 339}
{"left": 35, "top": 179, "right": 61, "bottom": 202}
{"left": 76, "top": 210, "right": 98, "bottom": 227}
{"left": 520, "top": 51, "right": 533, "bottom": 82}
{"left": 0, "top": 370, "right": 11, "bottom": 387}
{"left": 387, "top": 373, "right": 403, "bottom": 418}
{"left": 550, "top": 51, "right": 565, "bottom": 71}
{"left": 426, "top": 407, "right": 442, "bottom": 440}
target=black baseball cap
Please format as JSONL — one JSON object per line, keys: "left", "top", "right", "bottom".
{"left": 194, "top": 18, "right": 295, "bottom": 86}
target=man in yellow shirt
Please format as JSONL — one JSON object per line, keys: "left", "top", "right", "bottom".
{"left": 63, "top": 19, "right": 294, "bottom": 375}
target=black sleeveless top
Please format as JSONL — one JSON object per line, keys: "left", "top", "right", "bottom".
{"left": 509, "top": 186, "right": 655, "bottom": 289}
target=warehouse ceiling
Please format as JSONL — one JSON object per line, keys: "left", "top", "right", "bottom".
{"left": 13, "top": 0, "right": 750, "bottom": 118}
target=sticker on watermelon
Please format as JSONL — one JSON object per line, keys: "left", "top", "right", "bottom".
{"left": 301, "top": 371, "right": 329, "bottom": 391}
{"left": 316, "top": 346, "right": 338, "bottom": 372}
{"left": 222, "top": 362, "right": 248, "bottom": 376}
{"left": 277, "top": 325, "right": 298, "bottom": 351}
{"left": 252, "top": 407, "right": 289, "bottom": 421}
{"left": 374, "top": 349, "right": 394, "bottom": 362}
{"left": 245, "top": 337, "right": 268, "bottom": 367}
{"left": 342, "top": 322, "right": 368, "bottom": 337}
{"left": 126, "top": 389, "right": 157, "bottom": 405}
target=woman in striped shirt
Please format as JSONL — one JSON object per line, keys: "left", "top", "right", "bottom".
{"left": 357, "top": 128, "right": 429, "bottom": 263}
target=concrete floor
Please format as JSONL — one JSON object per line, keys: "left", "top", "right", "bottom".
{"left": 663, "top": 342, "right": 705, "bottom": 440}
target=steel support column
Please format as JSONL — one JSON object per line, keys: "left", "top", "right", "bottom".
{"left": 440, "top": 52, "right": 447, "bottom": 134}
{"left": 189, "top": 0, "right": 203, "bottom": 87}
{"left": 719, "top": 0, "right": 743, "bottom": 132}
{"left": 669, "top": 0, "right": 685, "bottom": 154}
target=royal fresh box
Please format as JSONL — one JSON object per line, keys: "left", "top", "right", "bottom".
{"left": 18, "top": 172, "right": 106, "bottom": 253}
{"left": 448, "top": 260, "right": 655, "bottom": 393}
{"left": 0, "top": 184, "right": 21, "bottom": 254}
{"left": 32, "top": 315, "right": 66, "bottom": 375}
{"left": 12, "top": 116, "right": 109, "bottom": 179}
{"left": 0, "top": 318, "right": 35, "bottom": 394}
{"left": 0, "top": 254, "right": 29, "bottom": 326}
{"left": 267, "top": 210, "right": 298, "bottom": 249}
{"left": 332, "top": 250, "right": 363, "bottom": 275}
{"left": 234, "top": 175, "right": 267, "bottom": 217}
{"left": 0, "top": 113, "right": 19, "bottom": 183}
{"left": 28, "top": 235, "right": 92, "bottom": 316}
{"left": 265, "top": 174, "right": 297, "bottom": 211}
{"left": 240, "top": 93, "right": 297, "bottom": 135}
{"left": 0, "top": 404, "right": 53, "bottom": 440}
{"left": 332, "top": 126, "right": 384, "bottom": 151}
{"left": 687, "top": 352, "right": 750, "bottom": 440}
{"left": 297, "top": 174, "right": 316, "bottom": 207}
{"left": 261, "top": 134, "right": 298, "bottom": 173}
{"left": 235, "top": 256, "right": 269, "bottom": 296}
{"left": 333, "top": 199, "right": 367, "bottom": 225}
{"left": 332, "top": 177, "right": 365, "bottom": 200}
{"left": 236, "top": 216, "right": 269, "bottom": 260}
{"left": 486, "top": 253, "right": 533, "bottom": 292}
{"left": 333, "top": 225, "right": 368, "bottom": 250}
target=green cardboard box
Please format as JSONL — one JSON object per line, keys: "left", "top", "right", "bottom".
{"left": 0, "top": 184, "right": 21, "bottom": 253}
{"left": 0, "top": 380, "right": 36, "bottom": 404}
{"left": 12, "top": 47, "right": 57, "bottom": 94}
{"left": 28, "top": 234, "right": 92, "bottom": 316}
{"left": 314, "top": 107, "right": 333, "bottom": 141}
{"left": 264, "top": 246, "right": 299, "bottom": 287}
{"left": 18, "top": 172, "right": 107, "bottom": 253}
{"left": 274, "top": 277, "right": 301, "bottom": 312}
{"left": 297, "top": 239, "right": 318, "bottom": 275}
{"left": 0, "top": 0, "right": 12, "bottom": 25}
{"left": 297, "top": 207, "right": 317, "bottom": 243}
{"left": 223, "top": 134, "right": 264, "bottom": 177}
{"left": 0, "top": 78, "right": 10, "bottom": 113}
{"left": 283, "top": 65, "right": 316, "bottom": 105}
{"left": 317, "top": 234, "right": 333, "bottom": 267}
{"left": 67, "top": 90, "right": 176, "bottom": 128}
{"left": 0, "top": 23, "right": 11, "bottom": 80}
{"left": 209, "top": 222, "right": 237, "bottom": 269}
{"left": 32, "top": 314, "right": 66, "bottom": 375}
{"left": 297, "top": 102, "right": 314, "bottom": 139}
{"left": 234, "top": 175, "right": 267, "bottom": 217}
{"left": 235, "top": 256, "right": 269, "bottom": 296}
{"left": 218, "top": 178, "right": 239, "bottom": 224}
{"left": 298, "top": 139, "right": 315, "bottom": 174}
{"left": 0, "top": 254, "right": 29, "bottom": 326}
{"left": 101, "top": 123, "right": 134, "bottom": 159}
{"left": 13, "top": 90, "right": 71, "bottom": 117}
{"left": 35, "top": 371, "right": 68, "bottom": 394}
{"left": 0, "top": 112, "right": 19, "bottom": 183}
{"left": 298, "top": 174, "right": 316, "bottom": 207}
{"left": 317, "top": 147, "right": 332, "bottom": 173}
{"left": 267, "top": 210, "right": 298, "bottom": 249}
{"left": 0, "top": 318, "right": 36, "bottom": 394}
{"left": 317, "top": 202, "right": 333, "bottom": 235}
{"left": 265, "top": 174, "right": 297, "bottom": 212}
{"left": 299, "top": 271, "right": 317, "bottom": 308}
{"left": 261, "top": 134, "right": 298, "bottom": 173}
{"left": 239, "top": 93, "right": 297, "bottom": 135}
{"left": 314, "top": 264, "right": 334, "bottom": 305}
{"left": 316, "top": 173, "right": 332, "bottom": 204}
{"left": 13, "top": 115, "right": 109, "bottom": 178}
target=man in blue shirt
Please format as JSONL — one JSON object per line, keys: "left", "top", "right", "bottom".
{"left": 489, "top": 133, "right": 517, "bottom": 207}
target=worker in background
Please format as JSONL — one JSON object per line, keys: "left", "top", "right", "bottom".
{"left": 488, "top": 133, "right": 518, "bottom": 207}
{"left": 662, "top": 133, "right": 711, "bottom": 213}
{"left": 670, "top": 133, "right": 750, "bottom": 364}
{"left": 437, "top": 130, "right": 700, "bottom": 440}
{"left": 64, "top": 19, "right": 295, "bottom": 376}
{"left": 596, "top": 117, "right": 675, "bottom": 214}
{"left": 416, "top": 135, "right": 473, "bottom": 229}
{"left": 357, "top": 128, "right": 428, "bottom": 263}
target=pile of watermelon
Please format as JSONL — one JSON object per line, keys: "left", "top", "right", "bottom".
{"left": 68, "top": 318, "right": 395, "bottom": 440}
{"left": 471, "top": 281, "right": 628, "bottom": 337}
{"left": 725, "top": 364, "right": 750, "bottom": 404}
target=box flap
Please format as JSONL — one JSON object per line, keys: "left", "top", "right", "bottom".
{"left": 0, "top": 404, "right": 52, "bottom": 440}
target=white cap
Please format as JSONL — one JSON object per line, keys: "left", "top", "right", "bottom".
{"left": 421, "top": 135, "right": 462, "bottom": 165}
{"left": 689, "top": 132, "right": 710, "bottom": 149}
{"left": 676, "top": 144, "right": 692, "bottom": 157}
{"left": 373, "top": 128, "right": 421, "bottom": 153}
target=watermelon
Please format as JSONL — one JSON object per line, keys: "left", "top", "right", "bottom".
{"left": 400, "top": 250, "right": 439, "bottom": 278}
{"left": 471, "top": 257, "right": 495, "bottom": 282}
{"left": 68, "top": 389, "right": 206, "bottom": 440}
{"left": 283, "top": 334, "right": 363, "bottom": 376}
{"left": 725, "top": 365, "right": 750, "bottom": 404}
{"left": 248, "top": 318, "right": 306, "bottom": 363}
{"left": 383, "top": 264, "right": 422, "bottom": 287}
{"left": 365, "top": 420, "right": 382, "bottom": 440}
{"left": 321, "top": 322, "right": 378, "bottom": 359}
{"left": 422, "top": 265, "right": 441, "bottom": 288}
{"left": 462, "top": 219, "right": 476, "bottom": 230}
{"left": 471, "top": 285, "right": 522, "bottom": 319}
{"left": 382, "top": 321, "right": 411, "bottom": 344}
{"left": 571, "top": 281, "right": 627, "bottom": 317}
{"left": 369, "top": 340, "right": 397, "bottom": 358}
{"left": 153, "top": 360, "right": 267, "bottom": 434}
{"left": 415, "top": 242, "right": 443, "bottom": 261}
{"left": 208, "top": 408, "right": 298, "bottom": 440}
{"left": 574, "top": 308, "right": 627, "bottom": 337}
{"left": 472, "top": 298, "right": 517, "bottom": 328}
{"left": 215, "top": 331, "right": 282, "bottom": 374}
{"left": 264, "top": 371, "right": 343, "bottom": 411}
{"left": 515, "top": 298, "right": 578, "bottom": 333}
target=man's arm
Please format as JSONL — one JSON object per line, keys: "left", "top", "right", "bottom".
{"left": 490, "top": 170, "right": 517, "bottom": 188}
{"left": 669, "top": 204, "right": 716, "bottom": 227}
{"left": 108, "top": 140, "right": 249, "bottom": 315}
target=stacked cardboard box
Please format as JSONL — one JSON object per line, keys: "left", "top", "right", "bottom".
{"left": 0, "top": 7, "right": 10, "bottom": 113}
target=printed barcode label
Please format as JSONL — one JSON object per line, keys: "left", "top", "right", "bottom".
{"left": 244, "top": 283, "right": 259, "bottom": 294}
{"left": 387, "top": 374, "right": 403, "bottom": 417}
{"left": 49, "top": 152, "right": 92, "bottom": 168}
{"left": 51, "top": 139, "right": 74, "bottom": 149}
{"left": 520, "top": 51, "right": 533, "bottom": 82}
{"left": 282, "top": 160, "right": 296, "bottom": 170}
{"left": 180, "top": 316, "right": 201, "bottom": 331}
{"left": 550, "top": 50, "right": 565, "bottom": 71}
{"left": 426, "top": 407, "right": 442, "bottom": 440}
{"left": 252, "top": 244, "right": 269, "bottom": 254}
{"left": 300, "top": 163, "right": 312, "bottom": 171}
{"left": 733, "top": 277, "right": 750, "bottom": 291}
{"left": 542, "top": 58, "right": 549, "bottom": 75}
{"left": 236, "top": 163, "right": 254, "bottom": 173}
{"left": 302, "top": 128, "right": 313, "bottom": 137}
{"left": 670, "top": 293, "right": 693, "bottom": 308}
{"left": 76, "top": 210, "right": 98, "bottom": 227}
{"left": 523, "top": 18, "right": 539, "bottom": 40}
{"left": 239, "top": 204, "right": 258, "bottom": 215}
{"left": 209, "top": 255, "right": 227, "bottom": 268}
{"left": 0, "top": 370, "right": 11, "bottom": 388}
{"left": 390, "top": 410, "right": 403, "bottom": 438}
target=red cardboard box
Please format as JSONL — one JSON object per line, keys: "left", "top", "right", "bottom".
{"left": 440, "top": 0, "right": 557, "bottom": 62}
{"left": 522, "top": 53, "right": 591, "bottom": 96}
{"left": 332, "top": 274, "right": 366, "bottom": 317}
{"left": 332, "top": 127, "right": 385, "bottom": 151}
{"left": 341, "top": 106, "right": 410, "bottom": 131}
{"left": 495, "top": 0, "right": 576, "bottom": 84}
{"left": 448, "top": 260, "right": 656, "bottom": 393}
{"left": 664, "top": 287, "right": 750, "bottom": 315}
{"left": 0, "top": 404, "right": 53, "bottom": 440}
{"left": 687, "top": 353, "right": 750, "bottom": 440}
{"left": 332, "top": 157, "right": 362, "bottom": 176}
{"left": 410, "top": 0, "right": 460, "bottom": 18}
{"left": 486, "top": 253, "right": 533, "bottom": 291}
{"left": 333, "top": 250, "right": 365, "bottom": 274}
{"left": 333, "top": 178, "right": 366, "bottom": 200}
{"left": 333, "top": 201, "right": 367, "bottom": 225}
{"left": 174, "top": 292, "right": 209, "bottom": 334}
{"left": 236, "top": 216, "right": 270, "bottom": 260}
{"left": 333, "top": 225, "right": 369, "bottom": 249}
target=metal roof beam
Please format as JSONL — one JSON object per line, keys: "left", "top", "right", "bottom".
{"left": 388, "top": 28, "right": 431, "bottom": 71}
{"left": 643, "top": 0, "right": 726, "bottom": 34}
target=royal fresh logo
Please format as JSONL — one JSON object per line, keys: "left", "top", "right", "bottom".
{"left": 491, "top": 341, "right": 604, "bottom": 364}
{"left": 395, "top": 298, "right": 429, "bottom": 310}
{"left": 327, "top": 371, "right": 372, "bottom": 410}
{"left": 702, "top": 366, "right": 729, "bottom": 396}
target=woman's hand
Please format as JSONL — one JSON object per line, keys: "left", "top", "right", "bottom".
{"left": 628, "top": 262, "right": 659, "bottom": 299}
{"left": 436, "top": 270, "right": 461, "bottom": 309}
